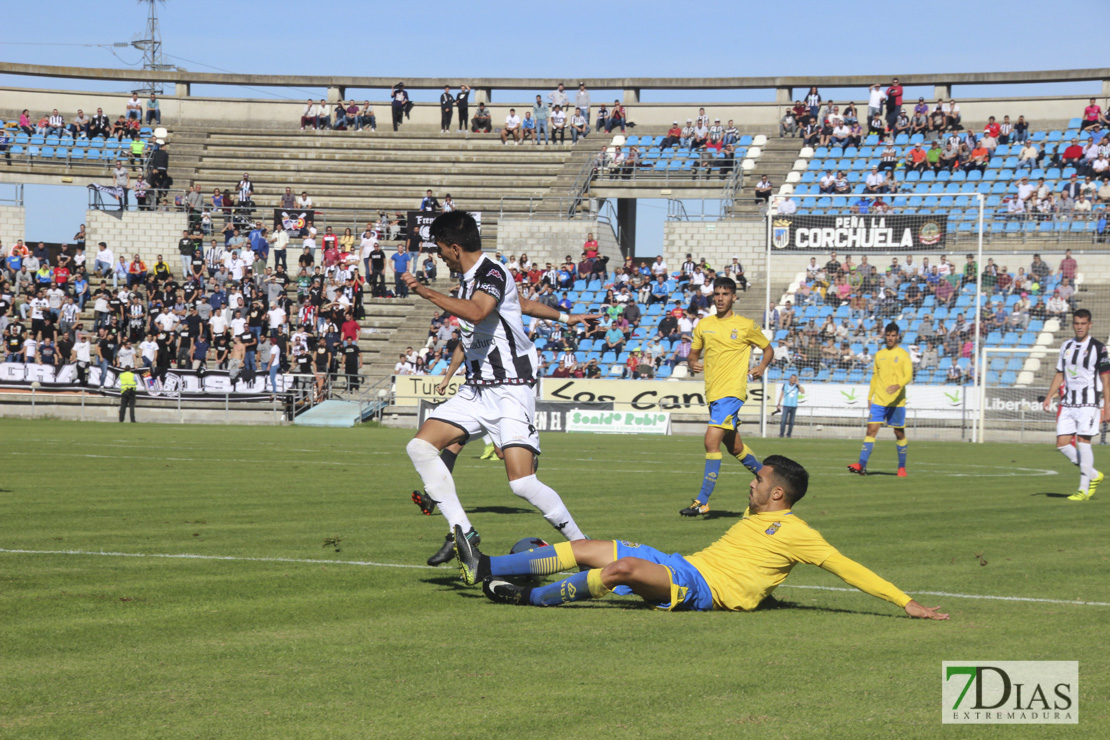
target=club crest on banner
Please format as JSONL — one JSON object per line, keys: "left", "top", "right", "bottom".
{"left": 772, "top": 219, "right": 792, "bottom": 249}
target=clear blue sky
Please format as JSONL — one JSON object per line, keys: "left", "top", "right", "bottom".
{"left": 3, "top": 0, "right": 1107, "bottom": 250}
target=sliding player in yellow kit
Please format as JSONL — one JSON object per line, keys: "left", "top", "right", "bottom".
{"left": 848, "top": 322, "right": 913, "bottom": 477}
{"left": 680, "top": 277, "right": 773, "bottom": 517}
{"left": 453, "top": 454, "right": 948, "bottom": 620}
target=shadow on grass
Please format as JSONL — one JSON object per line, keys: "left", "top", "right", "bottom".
{"left": 469, "top": 505, "right": 532, "bottom": 515}
{"left": 421, "top": 574, "right": 487, "bottom": 597}
{"left": 862, "top": 471, "right": 899, "bottom": 477}
{"left": 754, "top": 596, "right": 904, "bottom": 619}
{"left": 705, "top": 510, "right": 745, "bottom": 520}
{"left": 1032, "top": 492, "right": 1075, "bottom": 499}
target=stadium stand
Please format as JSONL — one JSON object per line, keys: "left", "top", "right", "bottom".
{"left": 766, "top": 250, "right": 1092, "bottom": 390}
{"left": 786, "top": 123, "right": 1110, "bottom": 242}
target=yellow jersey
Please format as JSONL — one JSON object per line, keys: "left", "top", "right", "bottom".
{"left": 685, "top": 510, "right": 911, "bottom": 612}
{"left": 691, "top": 312, "right": 769, "bottom": 403}
{"left": 869, "top": 345, "right": 913, "bottom": 407}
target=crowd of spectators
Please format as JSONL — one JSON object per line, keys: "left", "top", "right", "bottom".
{"left": 779, "top": 84, "right": 1110, "bottom": 226}
{"left": 8, "top": 94, "right": 163, "bottom": 140}
{"left": 0, "top": 212, "right": 374, "bottom": 397}
{"left": 291, "top": 81, "right": 641, "bottom": 146}
{"left": 413, "top": 240, "right": 750, "bottom": 379}
{"left": 768, "top": 250, "right": 1082, "bottom": 383}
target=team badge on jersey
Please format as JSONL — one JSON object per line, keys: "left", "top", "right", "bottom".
{"left": 765, "top": 522, "right": 782, "bottom": 535}
{"left": 731, "top": 329, "right": 738, "bottom": 340}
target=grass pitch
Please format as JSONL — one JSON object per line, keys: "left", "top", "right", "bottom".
{"left": 0, "top": 419, "right": 1107, "bottom": 738}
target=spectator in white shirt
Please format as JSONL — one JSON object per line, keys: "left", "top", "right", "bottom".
{"left": 864, "top": 167, "right": 886, "bottom": 194}
{"left": 571, "top": 112, "right": 588, "bottom": 144}
{"left": 777, "top": 196, "right": 797, "bottom": 215}
{"left": 500, "top": 109, "right": 522, "bottom": 145}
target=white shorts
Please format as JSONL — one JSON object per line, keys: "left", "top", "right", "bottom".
{"left": 1057, "top": 406, "right": 1101, "bottom": 438}
{"left": 429, "top": 383, "right": 541, "bottom": 454}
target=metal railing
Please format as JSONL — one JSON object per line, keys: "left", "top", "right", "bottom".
{"left": 567, "top": 153, "right": 600, "bottom": 217}
{"left": 329, "top": 374, "right": 393, "bottom": 422}
{"left": 0, "top": 183, "right": 23, "bottom": 206}
{"left": 721, "top": 155, "right": 746, "bottom": 215}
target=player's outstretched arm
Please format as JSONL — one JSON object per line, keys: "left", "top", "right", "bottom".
{"left": 819, "top": 552, "right": 951, "bottom": 620}
{"left": 519, "top": 296, "right": 600, "bottom": 326}
{"left": 402, "top": 275, "right": 496, "bottom": 325}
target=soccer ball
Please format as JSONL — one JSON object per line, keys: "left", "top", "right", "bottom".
{"left": 509, "top": 536, "right": 549, "bottom": 555}
{"left": 507, "top": 537, "right": 550, "bottom": 585}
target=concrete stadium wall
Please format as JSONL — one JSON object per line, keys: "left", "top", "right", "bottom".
{"left": 663, "top": 220, "right": 765, "bottom": 278}
{"left": 0, "top": 204, "right": 26, "bottom": 253}
{"left": 86, "top": 209, "right": 189, "bottom": 268}
{"left": 0, "top": 86, "right": 1097, "bottom": 133}
{"left": 496, "top": 218, "right": 619, "bottom": 268}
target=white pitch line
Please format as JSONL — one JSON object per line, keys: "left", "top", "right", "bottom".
{"left": 779, "top": 584, "right": 1110, "bottom": 607}
{"left": 1, "top": 548, "right": 1106, "bottom": 607}
{"left": 0, "top": 548, "right": 436, "bottom": 570}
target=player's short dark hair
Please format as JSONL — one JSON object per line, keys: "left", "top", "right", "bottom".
{"left": 763, "top": 455, "right": 809, "bottom": 505}
{"left": 430, "top": 211, "right": 481, "bottom": 252}
{"left": 713, "top": 277, "right": 737, "bottom": 293}
{"left": 884, "top": 321, "right": 901, "bottom": 334}
{"left": 1074, "top": 308, "right": 1092, "bottom": 321}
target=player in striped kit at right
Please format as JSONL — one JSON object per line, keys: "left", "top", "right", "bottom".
{"left": 1044, "top": 309, "right": 1110, "bottom": 501}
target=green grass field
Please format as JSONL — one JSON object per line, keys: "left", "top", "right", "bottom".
{"left": 1, "top": 419, "right": 1107, "bottom": 738}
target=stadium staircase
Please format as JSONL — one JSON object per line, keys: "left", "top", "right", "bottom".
{"left": 166, "top": 126, "right": 592, "bottom": 242}
{"left": 727, "top": 136, "right": 801, "bottom": 219}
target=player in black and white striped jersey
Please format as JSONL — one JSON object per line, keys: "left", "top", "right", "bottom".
{"left": 1044, "top": 308, "right": 1110, "bottom": 501}
{"left": 401, "top": 211, "right": 595, "bottom": 565}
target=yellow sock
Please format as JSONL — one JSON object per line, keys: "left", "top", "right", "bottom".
{"left": 586, "top": 568, "right": 612, "bottom": 598}
{"left": 528, "top": 541, "right": 578, "bottom": 577}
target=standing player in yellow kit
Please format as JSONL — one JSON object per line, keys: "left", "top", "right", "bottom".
{"left": 849, "top": 322, "right": 913, "bottom": 477}
{"left": 680, "top": 277, "right": 773, "bottom": 516}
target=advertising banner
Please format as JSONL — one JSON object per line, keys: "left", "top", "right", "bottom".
{"left": 540, "top": 378, "right": 764, "bottom": 414}
{"left": 565, "top": 409, "right": 671, "bottom": 435}
{"left": 0, "top": 362, "right": 295, "bottom": 400}
{"left": 765, "top": 381, "right": 973, "bottom": 419}
{"left": 771, "top": 214, "right": 948, "bottom": 251}
{"left": 418, "top": 399, "right": 613, "bottom": 432}
{"left": 982, "top": 387, "right": 1056, "bottom": 419}
{"left": 393, "top": 374, "right": 465, "bottom": 406}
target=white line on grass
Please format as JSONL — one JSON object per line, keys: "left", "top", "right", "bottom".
{"left": 2, "top": 548, "right": 1106, "bottom": 607}
{"left": 2, "top": 452, "right": 373, "bottom": 467}
{"left": 779, "top": 584, "right": 1110, "bottom": 607}
{"left": 0, "top": 548, "right": 436, "bottom": 570}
